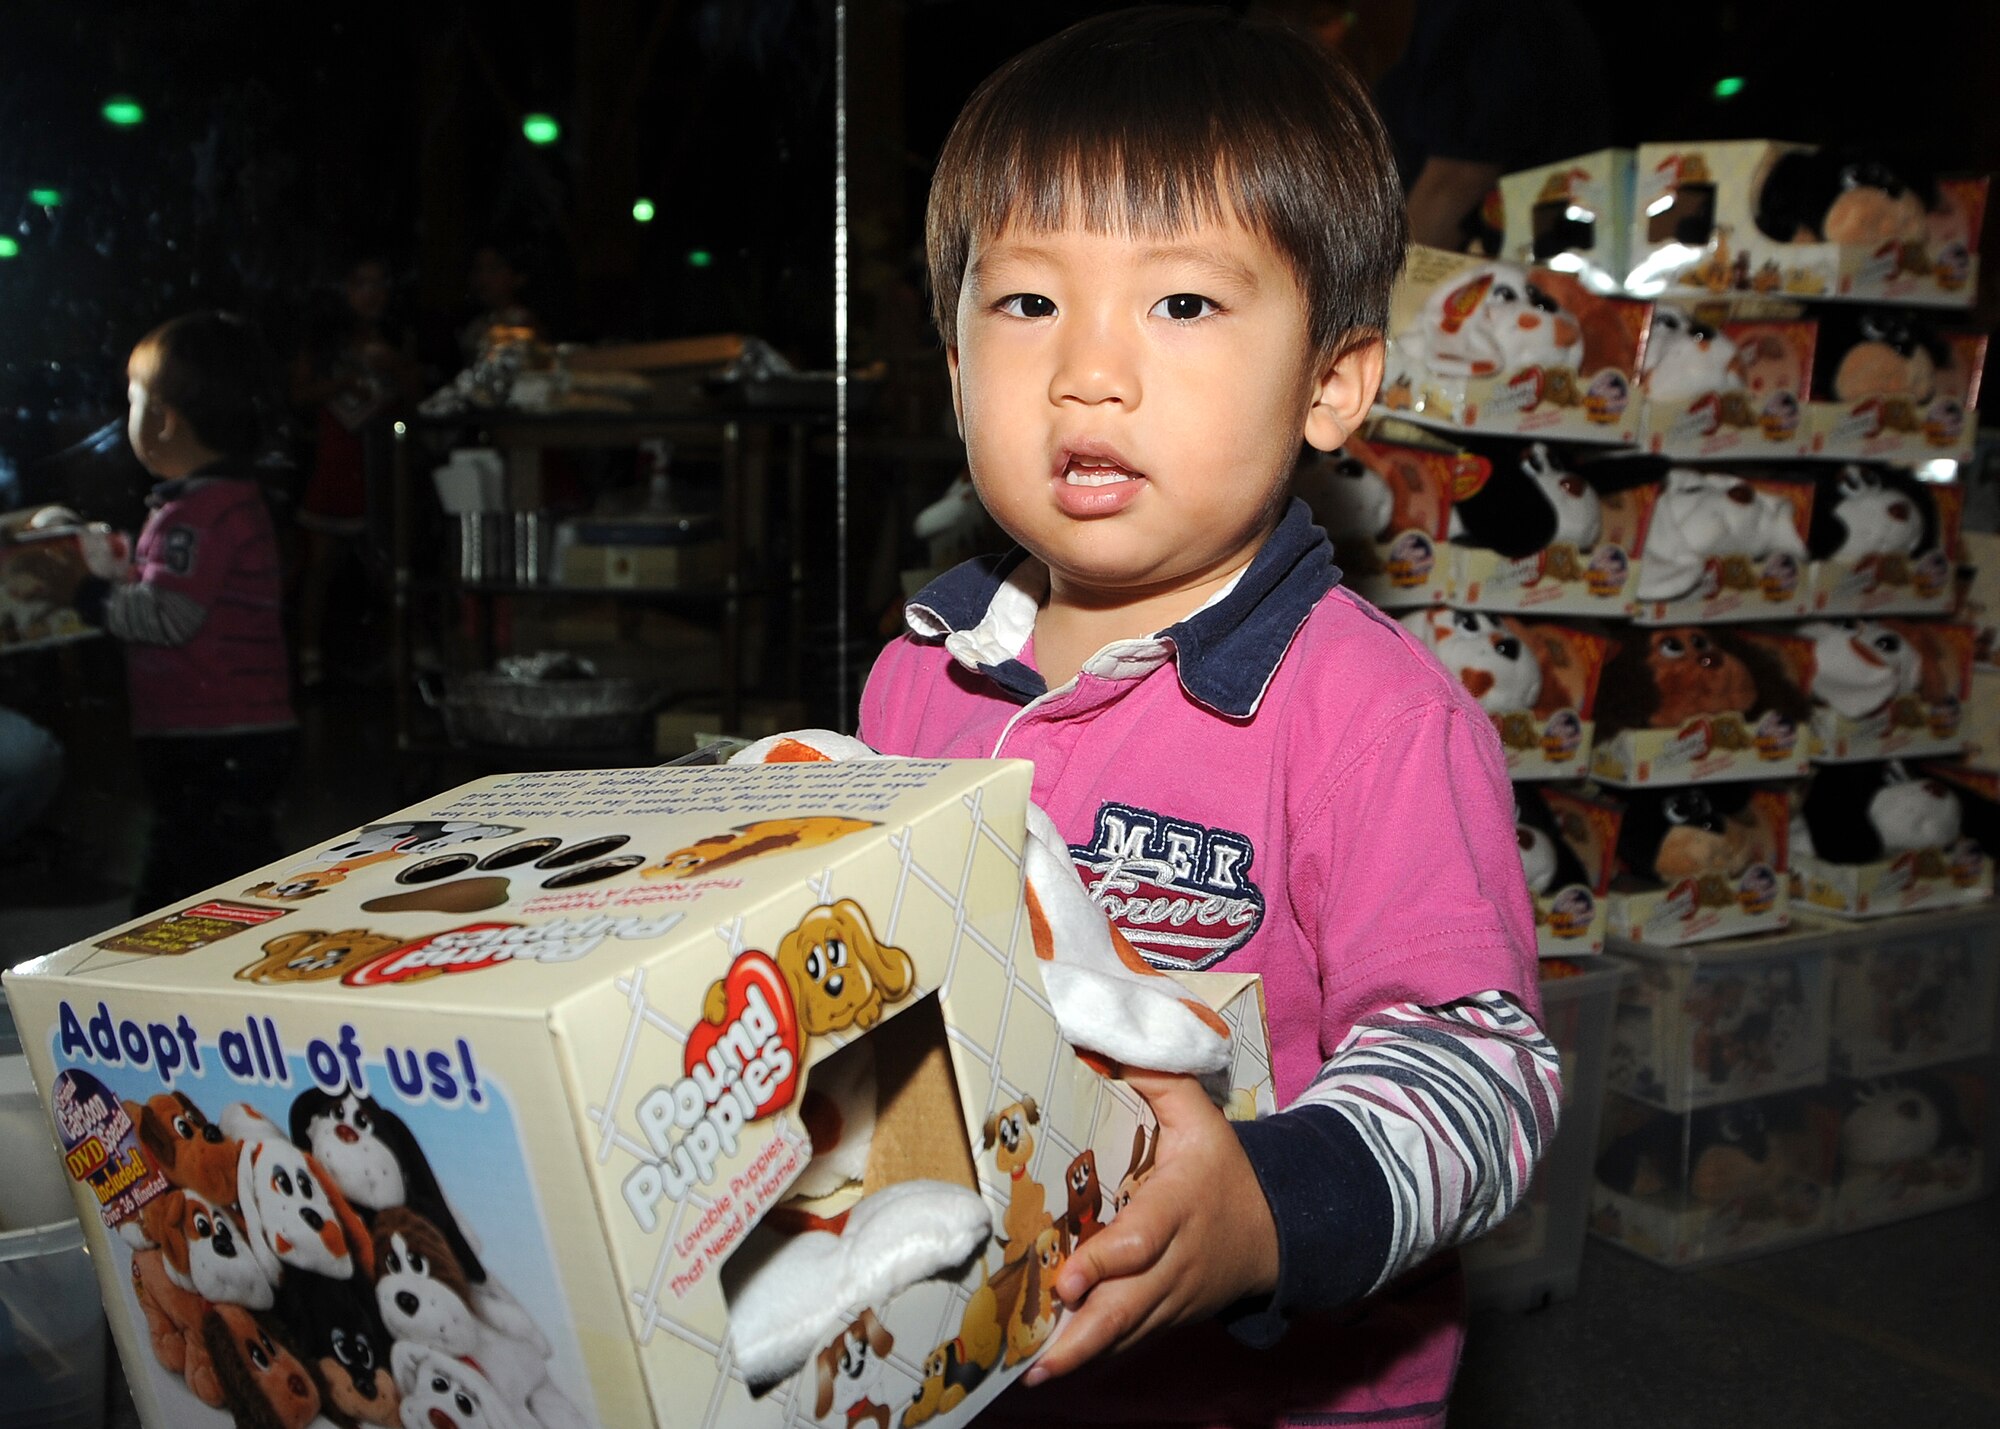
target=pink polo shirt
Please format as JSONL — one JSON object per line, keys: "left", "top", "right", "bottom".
{"left": 858, "top": 500, "right": 1539, "bottom": 1427}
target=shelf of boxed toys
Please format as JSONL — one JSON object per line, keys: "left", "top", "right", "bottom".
{"left": 1587, "top": 900, "right": 2000, "bottom": 1269}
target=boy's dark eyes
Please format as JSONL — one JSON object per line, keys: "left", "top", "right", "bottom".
{"left": 997, "top": 293, "right": 1057, "bottom": 319}
{"left": 1152, "top": 293, "right": 1219, "bottom": 322}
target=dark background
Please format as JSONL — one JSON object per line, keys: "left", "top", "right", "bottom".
{"left": 3, "top": 0, "right": 1997, "bottom": 516}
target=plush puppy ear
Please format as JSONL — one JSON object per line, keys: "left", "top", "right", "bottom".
{"left": 236, "top": 1143, "right": 286, "bottom": 1286}
{"left": 815, "top": 1342, "right": 838, "bottom": 1419}
{"left": 838, "top": 901, "right": 915, "bottom": 1003}
{"left": 862, "top": 1307, "right": 893, "bottom": 1357}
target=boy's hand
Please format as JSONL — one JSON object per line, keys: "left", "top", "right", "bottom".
{"left": 1023, "top": 1067, "right": 1279, "bottom": 1385}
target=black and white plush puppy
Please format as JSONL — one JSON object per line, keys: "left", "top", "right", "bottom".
{"left": 1799, "top": 761, "right": 1964, "bottom": 864}
{"left": 1514, "top": 786, "right": 1589, "bottom": 896}
{"left": 1633, "top": 467, "right": 1809, "bottom": 602}
{"left": 1448, "top": 441, "right": 1601, "bottom": 558}
{"left": 1813, "top": 309, "right": 1945, "bottom": 405}
{"left": 1798, "top": 620, "right": 1921, "bottom": 719}
{"left": 391, "top": 1342, "right": 534, "bottom": 1429}
{"left": 1598, "top": 1100, "right": 1788, "bottom": 1204}
{"left": 1399, "top": 608, "right": 1542, "bottom": 713}
{"left": 1754, "top": 149, "right": 1934, "bottom": 249}
{"left": 1806, "top": 466, "right": 1934, "bottom": 562}
{"left": 1299, "top": 448, "right": 1394, "bottom": 544}
{"left": 1837, "top": 1078, "right": 1961, "bottom": 1170}
{"left": 1642, "top": 307, "right": 1744, "bottom": 401}
{"left": 1395, "top": 261, "right": 1582, "bottom": 378}
{"left": 1615, "top": 786, "right": 1754, "bottom": 884}
{"left": 291, "top": 1089, "right": 486, "bottom": 1285}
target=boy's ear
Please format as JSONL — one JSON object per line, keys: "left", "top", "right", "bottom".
{"left": 945, "top": 345, "right": 966, "bottom": 438}
{"left": 1302, "top": 336, "right": 1385, "bottom": 453}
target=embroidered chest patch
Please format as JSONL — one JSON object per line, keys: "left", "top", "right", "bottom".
{"left": 1069, "top": 803, "right": 1264, "bottom": 970}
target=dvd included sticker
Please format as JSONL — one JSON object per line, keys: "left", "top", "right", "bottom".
{"left": 52, "top": 1067, "right": 168, "bottom": 1229}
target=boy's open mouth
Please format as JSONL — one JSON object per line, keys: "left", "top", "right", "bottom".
{"left": 1054, "top": 441, "right": 1144, "bottom": 485}
{"left": 1064, "top": 460, "right": 1136, "bottom": 486}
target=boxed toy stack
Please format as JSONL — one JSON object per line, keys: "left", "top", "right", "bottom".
{"left": 1375, "top": 140, "right": 2000, "bottom": 1272}
{"left": 0, "top": 756, "right": 1277, "bottom": 1429}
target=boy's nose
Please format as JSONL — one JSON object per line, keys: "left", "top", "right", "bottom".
{"left": 1050, "top": 324, "right": 1139, "bottom": 409}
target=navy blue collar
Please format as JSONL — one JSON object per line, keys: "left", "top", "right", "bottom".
{"left": 904, "top": 497, "right": 1341, "bottom": 716}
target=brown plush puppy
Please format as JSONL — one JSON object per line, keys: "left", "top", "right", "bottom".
{"left": 127, "top": 1091, "right": 243, "bottom": 1209}
{"left": 203, "top": 1303, "right": 322, "bottom": 1429}
{"left": 1596, "top": 626, "right": 1806, "bottom": 734}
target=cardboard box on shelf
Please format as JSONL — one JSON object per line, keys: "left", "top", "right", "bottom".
{"left": 1805, "top": 326, "right": 1984, "bottom": 465}
{"left": 1603, "top": 787, "right": 1793, "bottom": 947}
{"left": 1956, "top": 531, "right": 2000, "bottom": 671}
{"left": 1806, "top": 477, "right": 1962, "bottom": 618}
{"left": 1300, "top": 425, "right": 1463, "bottom": 610}
{"left": 1527, "top": 785, "right": 1622, "bottom": 958}
{"left": 1793, "top": 847, "right": 1993, "bottom": 919}
{"left": 1638, "top": 309, "right": 1814, "bottom": 460}
{"left": 1627, "top": 142, "right": 1986, "bottom": 309}
{"left": 1, "top": 759, "right": 1274, "bottom": 1429}
{"left": 1400, "top": 611, "right": 1612, "bottom": 781}
{"left": 1803, "top": 620, "right": 1974, "bottom": 762}
{"left": 1492, "top": 149, "right": 1634, "bottom": 286}
{"left": 1443, "top": 437, "right": 1641, "bottom": 617}
{"left": 1379, "top": 246, "right": 1652, "bottom": 445}
{"left": 1611, "top": 467, "right": 1816, "bottom": 625}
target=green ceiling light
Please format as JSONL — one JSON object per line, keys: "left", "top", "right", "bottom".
{"left": 1712, "top": 76, "right": 1746, "bottom": 100}
{"left": 632, "top": 197, "right": 656, "bottom": 223}
{"left": 686, "top": 249, "right": 713, "bottom": 268}
{"left": 0, "top": 237, "right": 19, "bottom": 259}
{"left": 101, "top": 95, "right": 146, "bottom": 126}
{"left": 29, "top": 188, "right": 62, "bottom": 207}
{"left": 521, "top": 112, "right": 561, "bottom": 145}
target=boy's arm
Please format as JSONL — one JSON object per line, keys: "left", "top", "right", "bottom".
{"left": 1226, "top": 988, "right": 1561, "bottom": 1343}
{"left": 75, "top": 495, "right": 250, "bottom": 648}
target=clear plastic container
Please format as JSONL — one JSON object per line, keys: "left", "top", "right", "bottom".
{"left": 0, "top": 1217, "right": 105, "bottom": 1429}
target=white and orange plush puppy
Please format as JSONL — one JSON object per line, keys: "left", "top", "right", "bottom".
{"left": 1399, "top": 608, "right": 1544, "bottom": 715}
{"left": 142, "top": 1186, "right": 277, "bottom": 1312}
{"left": 1396, "top": 261, "right": 1583, "bottom": 380}
{"left": 372, "top": 1206, "right": 587, "bottom": 1429}
{"left": 231, "top": 1115, "right": 375, "bottom": 1286}
{"left": 813, "top": 1310, "right": 898, "bottom": 1429}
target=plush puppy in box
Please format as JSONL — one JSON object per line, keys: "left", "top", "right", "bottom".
{"left": 1814, "top": 309, "right": 1944, "bottom": 407}
{"left": 1799, "top": 761, "right": 1963, "bottom": 864}
{"left": 1395, "top": 261, "right": 1582, "bottom": 379}
{"left": 1633, "top": 467, "right": 1809, "bottom": 603}
{"left": 1447, "top": 440, "right": 1601, "bottom": 560}
{"left": 1595, "top": 625, "right": 1805, "bottom": 733}
{"left": 1615, "top": 786, "right": 1756, "bottom": 885}
{"left": 1642, "top": 306, "right": 1744, "bottom": 401}
{"left": 1806, "top": 465, "right": 1934, "bottom": 564}
{"left": 1836, "top": 1074, "right": 1971, "bottom": 1173}
{"left": 1798, "top": 619, "right": 1921, "bottom": 720}
{"left": 1514, "top": 785, "right": 1589, "bottom": 896}
{"left": 1753, "top": 149, "right": 1936, "bottom": 249}
{"left": 1398, "top": 608, "right": 1541, "bottom": 714}
{"left": 1298, "top": 447, "right": 1394, "bottom": 545}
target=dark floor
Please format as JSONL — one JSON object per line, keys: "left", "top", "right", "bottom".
{"left": 4, "top": 676, "right": 1997, "bottom": 1429}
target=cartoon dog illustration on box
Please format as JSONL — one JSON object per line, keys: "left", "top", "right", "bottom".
{"left": 902, "top": 1255, "right": 1026, "bottom": 1426}
{"left": 702, "top": 899, "right": 917, "bottom": 1037}
{"left": 239, "top": 928, "right": 407, "bottom": 985}
{"left": 645, "top": 815, "right": 877, "bottom": 880}
{"left": 245, "top": 820, "right": 520, "bottom": 901}
{"left": 983, "top": 1096, "right": 1047, "bottom": 1256}
{"left": 126, "top": 1090, "right": 244, "bottom": 1209}
{"left": 814, "top": 1309, "right": 898, "bottom": 1428}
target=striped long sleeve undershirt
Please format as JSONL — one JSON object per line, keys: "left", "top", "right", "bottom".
{"left": 1229, "top": 990, "right": 1561, "bottom": 1339}
{"left": 102, "top": 582, "right": 208, "bottom": 646}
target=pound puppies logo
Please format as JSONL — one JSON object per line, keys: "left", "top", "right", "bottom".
{"left": 1071, "top": 804, "right": 1264, "bottom": 970}
{"left": 623, "top": 950, "right": 803, "bottom": 1225}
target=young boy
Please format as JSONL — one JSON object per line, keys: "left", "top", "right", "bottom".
{"left": 858, "top": 10, "right": 1559, "bottom": 1426}
{"left": 75, "top": 311, "right": 297, "bottom": 915}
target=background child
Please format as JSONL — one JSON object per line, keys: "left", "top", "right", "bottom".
{"left": 76, "top": 310, "right": 297, "bottom": 915}
{"left": 858, "top": 9, "right": 1561, "bottom": 1426}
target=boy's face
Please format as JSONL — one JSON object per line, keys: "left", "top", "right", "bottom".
{"left": 949, "top": 210, "right": 1376, "bottom": 611}
{"left": 127, "top": 377, "right": 170, "bottom": 474}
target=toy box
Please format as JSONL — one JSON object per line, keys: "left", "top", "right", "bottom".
{"left": 1379, "top": 246, "right": 1651, "bottom": 445}
{"left": 1954, "top": 669, "right": 2000, "bottom": 772}
{"left": 1603, "top": 786, "right": 1792, "bottom": 946}
{"left": 1827, "top": 1059, "right": 1992, "bottom": 1231}
{"left": 1821, "top": 902, "right": 2000, "bottom": 1078}
{"left": 1638, "top": 308, "right": 1814, "bottom": 461}
{"left": 1399, "top": 610, "right": 1610, "bottom": 780}
{"left": 1956, "top": 531, "right": 2000, "bottom": 670}
{"left": 1525, "top": 785, "right": 1620, "bottom": 958}
{"left": 0, "top": 759, "right": 1275, "bottom": 1429}
{"left": 1793, "top": 847, "right": 1993, "bottom": 919}
{"left": 1806, "top": 325, "right": 1985, "bottom": 464}
{"left": 1603, "top": 924, "right": 1830, "bottom": 1111}
{"left": 1806, "top": 475, "right": 1961, "bottom": 617}
{"left": 1463, "top": 957, "right": 1627, "bottom": 1310}
{"left": 1491, "top": 148, "right": 1634, "bottom": 287}
{"left": 0, "top": 526, "right": 101, "bottom": 654}
{"left": 1444, "top": 437, "right": 1640, "bottom": 617}
{"left": 1591, "top": 625, "right": 1812, "bottom": 786}
{"left": 1626, "top": 141, "right": 1986, "bottom": 308}
{"left": 1589, "top": 1084, "right": 1838, "bottom": 1266}
{"left": 1610, "top": 466, "right": 1815, "bottom": 624}
{"left": 1800, "top": 619, "right": 1973, "bottom": 762}
{"left": 1300, "top": 427, "right": 1462, "bottom": 610}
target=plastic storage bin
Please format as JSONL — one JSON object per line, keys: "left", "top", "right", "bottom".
{"left": 1824, "top": 903, "right": 2000, "bottom": 1077}
{"left": 1464, "top": 957, "right": 1627, "bottom": 1310}
{"left": 0, "top": 1048, "right": 107, "bottom": 1429}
